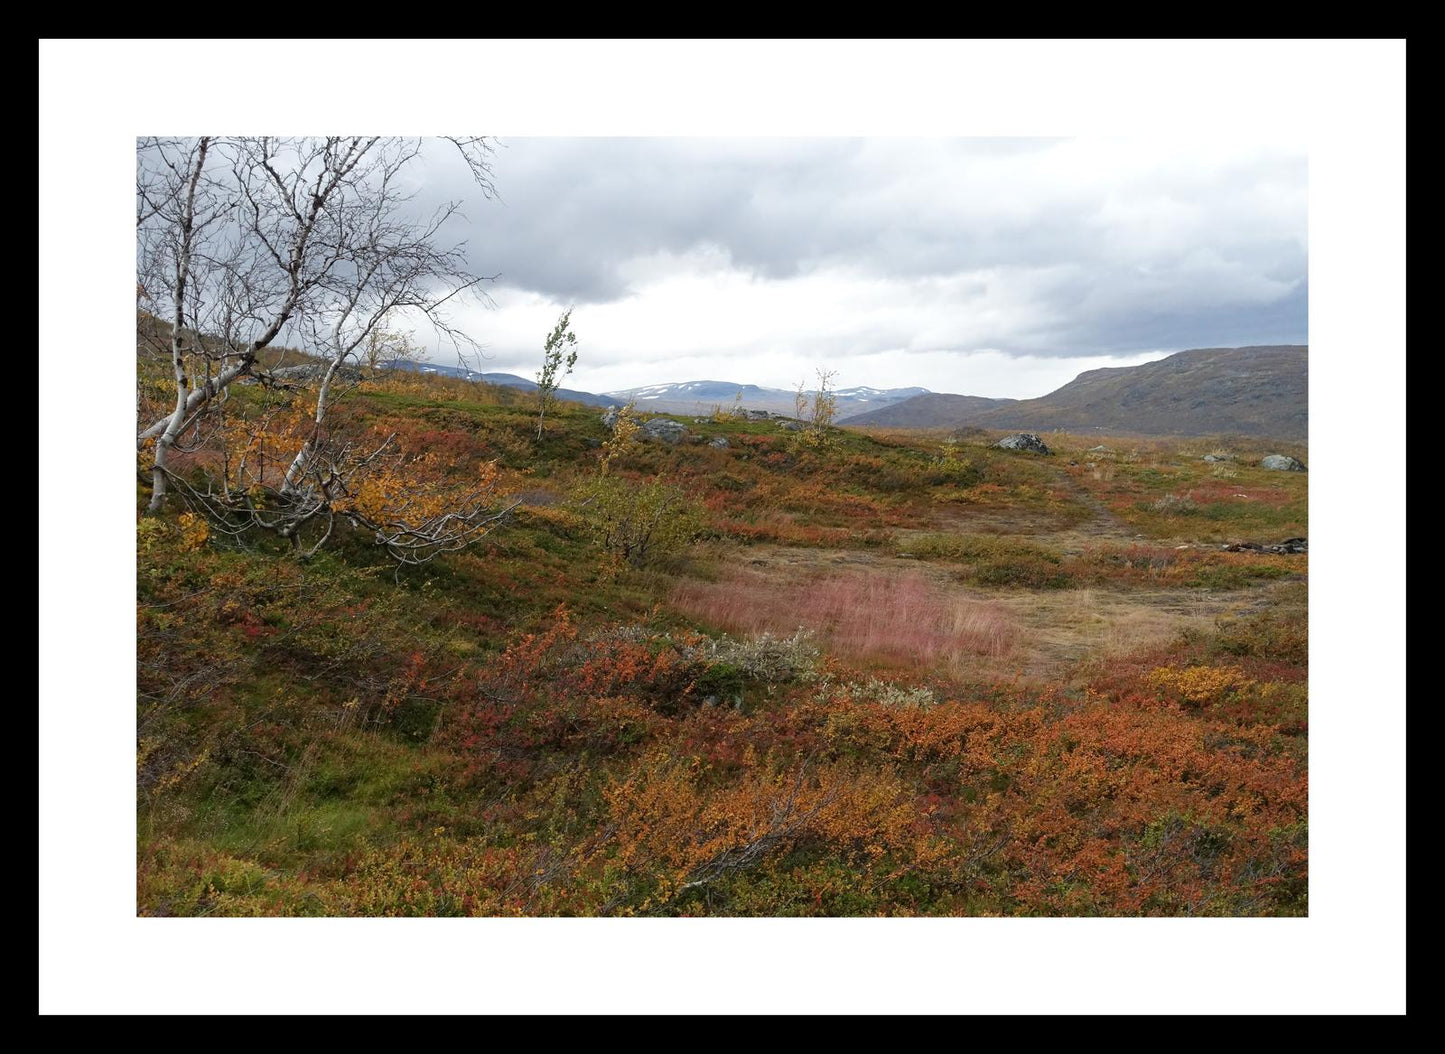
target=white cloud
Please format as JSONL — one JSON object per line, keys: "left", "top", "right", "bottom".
{"left": 396, "top": 135, "right": 1306, "bottom": 395}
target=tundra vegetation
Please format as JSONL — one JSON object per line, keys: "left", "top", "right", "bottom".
{"left": 135, "top": 138, "right": 1305, "bottom": 918}
{"left": 138, "top": 338, "right": 1308, "bottom": 915}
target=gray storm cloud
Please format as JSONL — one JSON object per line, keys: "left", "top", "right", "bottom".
{"left": 402, "top": 136, "right": 1306, "bottom": 391}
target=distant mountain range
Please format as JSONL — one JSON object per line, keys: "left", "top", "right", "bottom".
{"left": 837, "top": 393, "right": 1017, "bottom": 429}
{"left": 389, "top": 365, "right": 929, "bottom": 418}
{"left": 839, "top": 346, "right": 1307, "bottom": 439}
{"left": 604, "top": 380, "right": 930, "bottom": 418}
{"left": 385, "top": 361, "right": 614, "bottom": 407}
{"left": 394, "top": 344, "right": 1307, "bottom": 439}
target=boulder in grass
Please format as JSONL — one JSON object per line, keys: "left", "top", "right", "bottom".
{"left": 1224, "top": 537, "right": 1307, "bottom": 555}
{"left": 601, "top": 405, "right": 621, "bottom": 429}
{"left": 268, "top": 363, "right": 363, "bottom": 384}
{"left": 993, "top": 432, "right": 1052, "bottom": 455}
{"left": 709, "top": 436, "right": 730, "bottom": 449}
{"left": 1260, "top": 454, "right": 1306, "bottom": 472}
{"left": 641, "top": 418, "right": 689, "bottom": 444}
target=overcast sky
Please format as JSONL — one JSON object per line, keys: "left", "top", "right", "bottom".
{"left": 406, "top": 137, "right": 1306, "bottom": 398}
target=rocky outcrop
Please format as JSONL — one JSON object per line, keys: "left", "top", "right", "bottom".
{"left": 708, "top": 436, "right": 730, "bottom": 449}
{"left": 641, "top": 418, "right": 689, "bottom": 444}
{"left": 1223, "top": 537, "right": 1307, "bottom": 555}
{"left": 993, "top": 432, "right": 1052, "bottom": 455}
{"left": 267, "top": 363, "right": 363, "bottom": 384}
{"left": 601, "top": 405, "right": 621, "bottom": 429}
{"left": 1259, "top": 454, "right": 1306, "bottom": 472}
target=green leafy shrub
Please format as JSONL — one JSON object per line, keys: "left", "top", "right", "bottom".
{"left": 573, "top": 475, "right": 706, "bottom": 567}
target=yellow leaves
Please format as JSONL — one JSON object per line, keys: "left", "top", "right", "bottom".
{"left": 344, "top": 453, "right": 500, "bottom": 533}
{"left": 350, "top": 476, "right": 396, "bottom": 522}
{"left": 136, "top": 736, "right": 160, "bottom": 770}
{"left": 600, "top": 404, "right": 642, "bottom": 476}
{"left": 136, "top": 517, "right": 169, "bottom": 556}
{"left": 137, "top": 512, "right": 208, "bottom": 555}
{"left": 177, "top": 512, "right": 209, "bottom": 551}
{"left": 157, "top": 746, "right": 210, "bottom": 792}
{"left": 1145, "top": 665, "right": 1257, "bottom": 707}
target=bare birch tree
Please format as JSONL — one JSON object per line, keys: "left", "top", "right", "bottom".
{"left": 136, "top": 136, "right": 237, "bottom": 511}
{"left": 137, "top": 136, "right": 511, "bottom": 561}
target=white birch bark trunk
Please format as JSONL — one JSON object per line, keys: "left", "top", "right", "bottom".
{"left": 280, "top": 352, "right": 345, "bottom": 497}
{"left": 145, "top": 138, "right": 208, "bottom": 513}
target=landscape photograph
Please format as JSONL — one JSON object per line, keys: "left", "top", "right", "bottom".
{"left": 39, "top": 39, "right": 1405, "bottom": 1017}
{"left": 130, "top": 134, "right": 1312, "bottom": 919}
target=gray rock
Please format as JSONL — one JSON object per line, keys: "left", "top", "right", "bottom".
{"left": 708, "top": 436, "right": 730, "bottom": 449}
{"left": 1225, "top": 537, "right": 1307, "bottom": 555}
{"left": 778, "top": 420, "right": 803, "bottom": 432}
{"left": 993, "top": 432, "right": 1052, "bottom": 455}
{"left": 641, "top": 418, "right": 689, "bottom": 444}
{"left": 268, "top": 363, "right": 362, "bottom": 384}
{"left": 600, "top": 405, "right": 621, "bottom": 429}
{"left": 1202, "top": 454, "right": 1237, "bottom": 463}
{"left": 268, "top": 364, "right": 320, "bottom": 381}
{"left": 1260, "top": 454, "right": 1306, "bottom": 472}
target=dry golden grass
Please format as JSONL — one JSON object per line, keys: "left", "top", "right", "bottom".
{"left": 1010, "top": 588, "right": 1217, "bottom": 670}
{"left": 672, "top": 545, "right": 1274, "bottom": 685}
{"left": 670, "top": 566, "right": 1021, "bottom": 676}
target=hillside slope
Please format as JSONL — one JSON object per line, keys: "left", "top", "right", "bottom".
{"left": 843, "top": 346, "right": 1308, "bottom": 439}
{"left": 136, "top": 343, "right": 1309, "bottom": 920}
{"left": 386, "top": 362, "right": 614, "bottom": 407}
{"left": 839, "top": 393, "right": 1017, "bottom": 428}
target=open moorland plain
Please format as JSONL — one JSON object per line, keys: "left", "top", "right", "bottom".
{"left": 136, "top": 338, "right": 1308, "bottom": 918}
